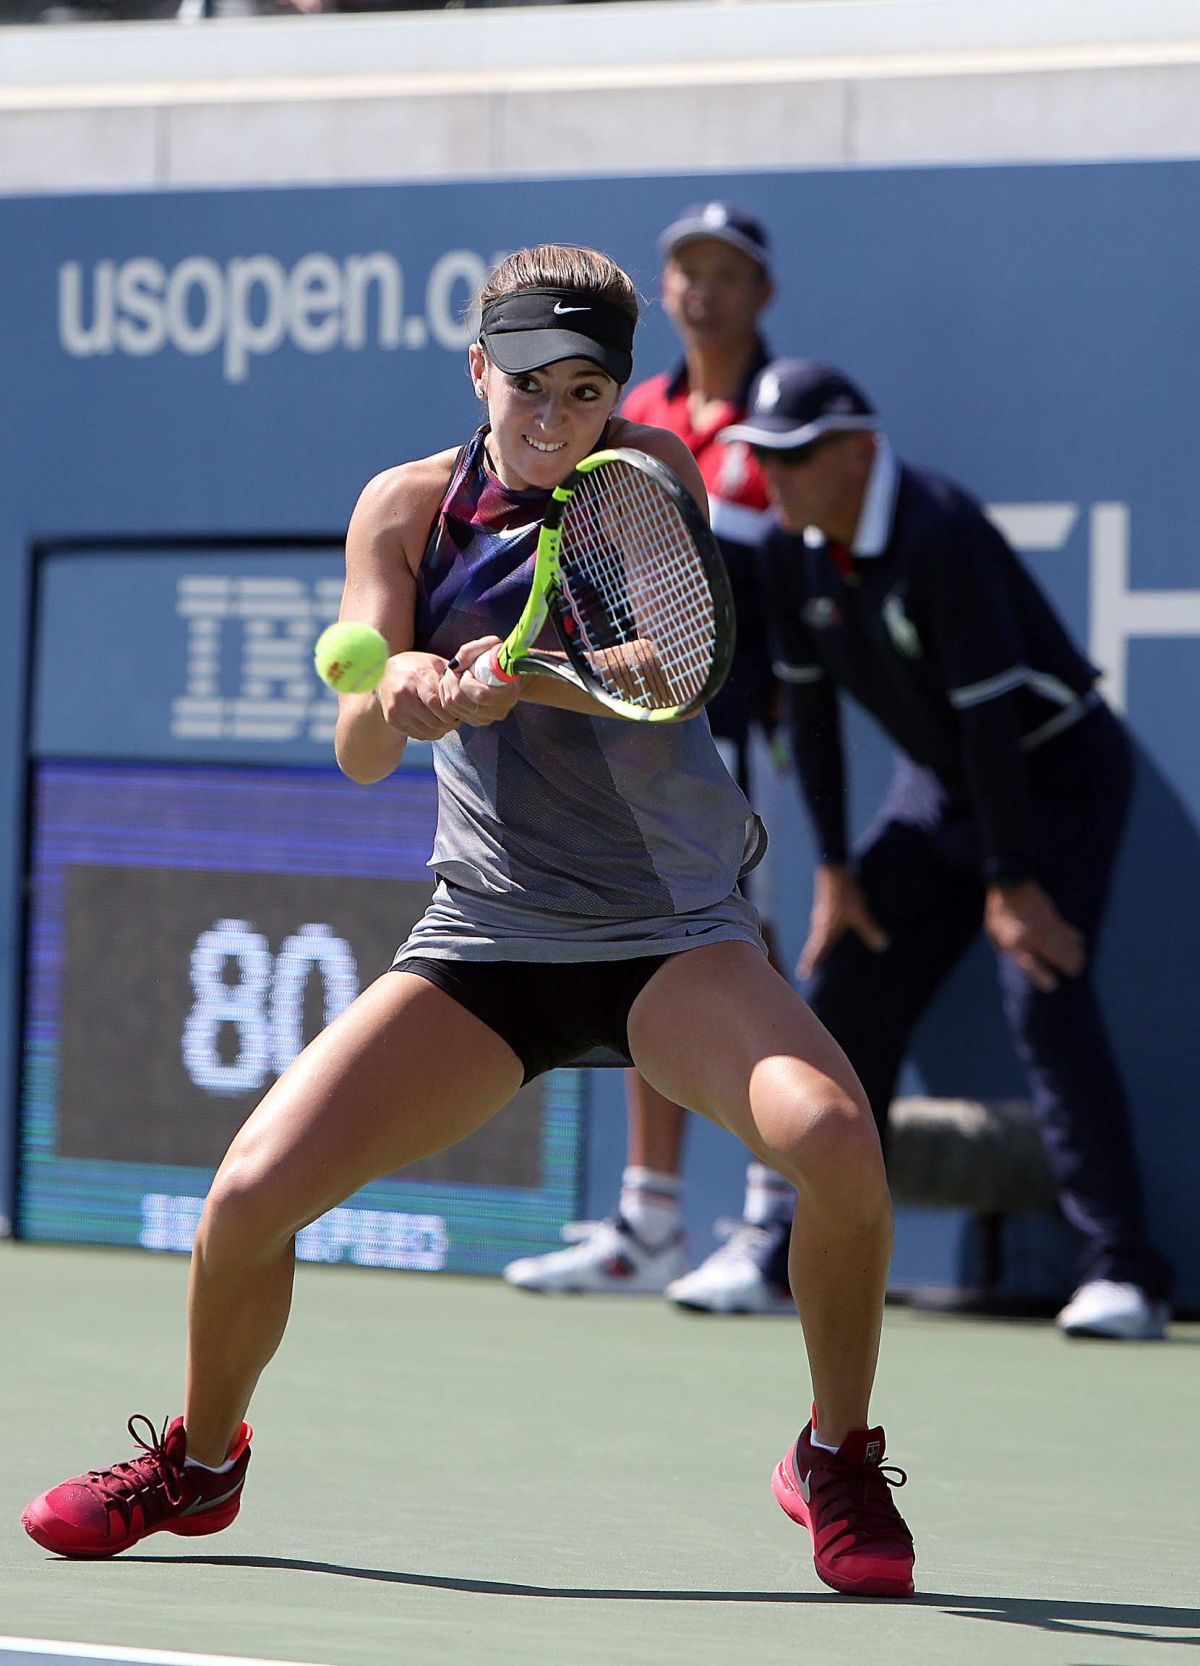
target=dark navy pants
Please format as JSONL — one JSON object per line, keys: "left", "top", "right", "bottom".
{"left": 808, "top": 706, "right": 1172, "bottom": 1299}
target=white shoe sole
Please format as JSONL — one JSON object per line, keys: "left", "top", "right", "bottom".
{"left": 1057, "top": 1318, "right": 1168, "bottom": 1340}
{"left": 503, "top": 1249, "right": 688, "bottom": 1296}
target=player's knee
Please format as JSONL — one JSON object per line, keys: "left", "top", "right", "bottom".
{"left": 768, "top": 1091, "right": 887, "bottom": 1217}
{"left": 198, "top": 1155, "right": 298, "bottom": 1258}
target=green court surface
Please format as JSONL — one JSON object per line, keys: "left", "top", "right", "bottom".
{"left": 3, "top": 1242, "right": 1197, "bottom": 1666}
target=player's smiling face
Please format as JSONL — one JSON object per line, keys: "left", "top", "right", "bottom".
{"left": 470, "top": 349, "right": 620, "bottom": 491}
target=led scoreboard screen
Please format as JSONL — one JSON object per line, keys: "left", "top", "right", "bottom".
{"left": 17, "top": 549, "right": 586, "bottom": 1274}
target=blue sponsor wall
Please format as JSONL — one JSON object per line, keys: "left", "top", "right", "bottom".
{"left": 1, "top": 162, "right": 1197, "bottom": 1300}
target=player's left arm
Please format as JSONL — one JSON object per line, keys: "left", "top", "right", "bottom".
{"left": 607, "top": 416, "right": 710, "bottom": 520}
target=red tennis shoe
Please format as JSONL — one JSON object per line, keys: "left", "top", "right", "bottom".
{"left": 773, "top": 1419, "right": 915, "bottom": 1597}
{"left": 22, "top": 1414, "right": 251, "bottom": 1559}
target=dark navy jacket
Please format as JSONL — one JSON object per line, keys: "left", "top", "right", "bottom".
{"left": 765, "top": 445, "right": 1102, "bottom": 883}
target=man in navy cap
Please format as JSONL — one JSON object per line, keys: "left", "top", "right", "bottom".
{"left": 719, "top": 358, "right": 1172, "bottom": 1339}
{"left": 503, "top": 205, "right": 796, "bottom": 1311}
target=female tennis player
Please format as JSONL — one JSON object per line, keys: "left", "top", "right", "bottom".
{"left": 21, "top": 244, "right": 915, "bottom": 1599}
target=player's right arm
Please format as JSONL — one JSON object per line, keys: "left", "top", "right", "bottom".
{"left": 334, "top": 453, "right": 461, "bottom": 784}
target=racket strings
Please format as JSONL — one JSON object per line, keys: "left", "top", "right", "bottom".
{"left": 559, "top": 463, "right": 718, "bottom": 711}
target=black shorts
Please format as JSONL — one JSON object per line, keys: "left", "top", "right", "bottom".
{"left": 393, "top": 954, "right": 670, "bottom": 1084}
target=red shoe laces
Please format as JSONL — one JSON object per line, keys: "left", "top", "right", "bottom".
{"left": 86, "top": 1415, "right": 186, "bottom": 1516}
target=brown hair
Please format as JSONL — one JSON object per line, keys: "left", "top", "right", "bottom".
{"left": 479, "top": 245, "right": 639, "bottom": 324}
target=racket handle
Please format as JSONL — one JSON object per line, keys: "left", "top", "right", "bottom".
{"left": 473, "top": 647, "right": 519, "bottom": 687}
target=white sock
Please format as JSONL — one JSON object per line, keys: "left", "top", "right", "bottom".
{"left": 743, "top": 1163, "right": 795, "bottom": 1227}
{"left": 810, "top": 1429, "right": 842, "bottom": 1455}
{"left": 619, "top": 1166, "right": 683, "bottom": 1249}
{"left": 185, "top": 1451, "right": 238, "bottom": 1474}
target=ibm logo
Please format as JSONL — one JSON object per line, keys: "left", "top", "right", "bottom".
{"left": 172, "top": 574, "right": 342, "bottom": 743}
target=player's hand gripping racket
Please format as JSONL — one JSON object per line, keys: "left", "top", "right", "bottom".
{"left": 471, "top": 448, "right": 735, "bottom": 721}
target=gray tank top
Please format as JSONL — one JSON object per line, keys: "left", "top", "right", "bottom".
{"left": 396, "top": 427, "right": 766, "bottom": 962}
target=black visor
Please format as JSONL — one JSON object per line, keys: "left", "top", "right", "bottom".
{"left": 479, "top": 288, "right": 635, "bottom": 385}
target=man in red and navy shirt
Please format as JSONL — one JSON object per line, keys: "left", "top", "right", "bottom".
{"left": 621, "top": 202, "right": 777, "bottom": 780}
{"left": 503, "top": 204, "right": 797, "bottom": 1314}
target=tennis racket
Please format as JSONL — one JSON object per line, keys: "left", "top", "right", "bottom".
{"left": 471, "top": 448, "right": 735, "bottom": 722}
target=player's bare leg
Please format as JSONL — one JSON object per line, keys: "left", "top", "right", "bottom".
{"left": 630, "top": 942, "right": 912, "bottom": 1597}
{"left": 656, "top": 909, "right": 798, "bottom": 1314}
{"left": 627, "top": 942, "right": 891, "bottom": 1445}
{"left": 184, "top": 972, "right": 523, "bottom": 1463}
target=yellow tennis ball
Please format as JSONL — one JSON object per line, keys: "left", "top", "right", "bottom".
{"left": 313, "top": 622, "right": 390, "bottom": 693}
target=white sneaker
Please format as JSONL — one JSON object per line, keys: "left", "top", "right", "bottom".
{"left": 503, "top": 1216, "right": 688, "bottom": 1294}
{"left": 664, "top": 1218, "right": 794, "bottom": 1315}
{"left": 1056, "top": 1279, "right": 1170, "bottom": 1340}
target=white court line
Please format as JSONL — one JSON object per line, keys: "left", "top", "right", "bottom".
{"left": 0, "top": 1641, "right": 331, "bottom": 1666}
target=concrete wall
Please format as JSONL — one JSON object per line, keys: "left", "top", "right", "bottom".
{"left": 3, "top": 0, "right": 1200, "bottom": 194}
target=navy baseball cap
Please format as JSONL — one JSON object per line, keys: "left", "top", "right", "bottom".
{"left": 720, "top": 359, "right": 877, "bottom": 450}
{"left": 657, "top": 202, "right": 771, "bottom": 274}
